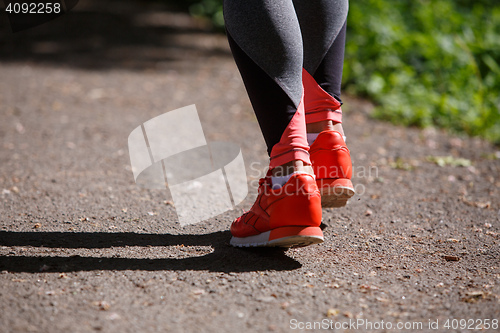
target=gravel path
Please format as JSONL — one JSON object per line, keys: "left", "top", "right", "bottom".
{"left": 1, "top": 1, "right": 499, "bottom": 332}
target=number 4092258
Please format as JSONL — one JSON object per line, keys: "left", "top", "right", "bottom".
{"left": 5, "top": 2, "right": 62, "bottom": 14}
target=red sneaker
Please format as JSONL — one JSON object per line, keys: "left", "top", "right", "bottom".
{"left": 310, "top": 130, "right": 355, "bottom": 208}
{"left": 230, "top": 173, "right": 323, "bottom": 248}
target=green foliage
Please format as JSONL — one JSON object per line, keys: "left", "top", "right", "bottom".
{"left": 185, "top": 0, "right": 500, "bottom": 143}
{"left": 427, "top": 155, "right": 472, "bottom": 167}
{"left": 344, "top": 0, "right": 500, "bottom": 143}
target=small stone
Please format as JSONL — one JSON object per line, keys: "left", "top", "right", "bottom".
{"left": 376, "top": 297, "right": 390, "bottom": 303}
{"left": 11, "top": 278, "right": 27, "bottom": 282}
{"left": 256, "top": 296, "right": 275, "bottom": 303}
{"left": 107, "top": 312, "right": 121, "bottom": 320}
{"left": 327, "top": 308, "right": 339, "bottom": 317}
{"left": 94, "top": 301, "right": 111, "bottom": 311}
{"left": 443, "top": 255, "right": 460, "bottom": 261}
{"left": 343, "top": 311, "right": 353, "bottom": 318}
{"left": 191, "top": 288, "right": 205, "bottom": 296}
{"left": 466, "top": 291, "right": 485, "bottom": 298}
{"left": 461, "top": 291, "right": 486, "bottom": 303}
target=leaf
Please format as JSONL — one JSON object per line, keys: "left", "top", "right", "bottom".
{"left": 426, "top": 156, "right": 472, "bottom": 167}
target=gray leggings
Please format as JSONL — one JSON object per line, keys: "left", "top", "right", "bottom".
{"left": 224, "top": 0, "right": 349, "bottom": 155}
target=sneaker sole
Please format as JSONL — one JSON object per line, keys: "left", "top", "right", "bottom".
{"left": 317, "top": 178, "right": 355, "bottom": 208}
{"left": 230, "top": 226, "right": 324, "bottom": 248}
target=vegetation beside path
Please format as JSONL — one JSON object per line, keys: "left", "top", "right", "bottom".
{"left": 182, "top": 0, "right": 500, "bottom": 144}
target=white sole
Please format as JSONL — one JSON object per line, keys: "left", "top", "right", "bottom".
{"left": 230, "top": 231, "right": 324, "bottom": 248}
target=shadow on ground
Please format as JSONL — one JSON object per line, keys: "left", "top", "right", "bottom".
{"left": 0, "top": 231, "right": 302, "bottom": 273}
{"left": 0, "top": 0, "right": 230, "bottom": 70}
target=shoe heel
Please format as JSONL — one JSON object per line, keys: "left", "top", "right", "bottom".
{"left": 310, "top": 130, "right": 353, "bottom": 180}
{"left": 311, "top": 148, "right": 352, "bottom": 179}
{"left": 317, "top": 178, "right": 355, "bottom": 208}
{"left": 269, "top": 180, "right": 322, "bottom": 229}
{"left": 268, "top": 226, "right": 324, "bottom": 247}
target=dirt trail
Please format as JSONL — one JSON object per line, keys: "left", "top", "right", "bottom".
{"left": 1, "top": 1, "right": 499, "bottom": 332}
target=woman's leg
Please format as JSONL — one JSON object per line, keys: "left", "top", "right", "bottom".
{"left": 305, "top": 22, "right": 347, "bottom": 137}
{"left": 224, "top": 0, "right": 351, "bottom": 247}
{"left": 293, "top": 1, "right": 354, "bottom": 207}
{"left": 224, "top": 0, "right": 310, "bottom": 174}
{"left": 311, "top": 21, "right": 347, "bottom": 105}
{"left": 224, "top": 0, "right": 323, "bottom": 248}
{"left": 292, "top": 0, "right": 348, "bottom": 133}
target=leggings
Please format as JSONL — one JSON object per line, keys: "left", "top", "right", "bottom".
{"left": 224, "top": 0, "right": 348, "bottom": 168}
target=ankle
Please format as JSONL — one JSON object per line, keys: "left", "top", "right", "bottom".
{"left": 271, "top": 160, "right": 313, "bottom": 177}
{"left": 306, "top": 120, "right": 344, "bottom": 137}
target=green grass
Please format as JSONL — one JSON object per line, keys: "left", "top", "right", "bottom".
{"left": 344, "top": 0, "right": 500, "bottom": 144}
